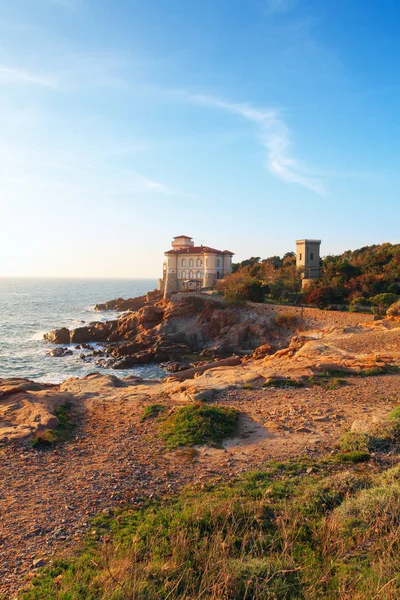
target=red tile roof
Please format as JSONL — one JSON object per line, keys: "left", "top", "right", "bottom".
{"left": 165, "top": 246, "right": 234, "bottom": 255}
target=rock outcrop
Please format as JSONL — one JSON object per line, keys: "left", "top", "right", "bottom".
{"left": 94, "top": 290, "right": 162, "bottom": 312}
{"left": 44, "top": 294, "right": 298, "bottom": 370}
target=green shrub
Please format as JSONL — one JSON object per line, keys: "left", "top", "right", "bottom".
{"left": 338, "top": 431, "right": 371, "bottom": 453}
{"left": 300, "top": 471, "right": 372, "bottom": 515}
{"left": 31, "top": 430, "right": 57, "bottom": 448}
{"left": 369, "top": 293, "right": 399, "bottom": 308}
{"left": 388, "top": 406, "right": 400, "bottom": 422}
{"left": 330, "top": 451, "right": 371, "bottom": 464}
{"left": 141, "top": 403, "right": 166, "bottom": 421}
{"left": 334, "top": 483, "right": 400, "bottom": 535}
{"left": 161, "top": 404, "right": 239, "bottom": 448}
{"left": 272, "top": 313, "right": 298, "bottom": 329}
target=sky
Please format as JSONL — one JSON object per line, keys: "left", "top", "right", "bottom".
{"left": 1, "top": 0, "right": 399, "bottom": 277}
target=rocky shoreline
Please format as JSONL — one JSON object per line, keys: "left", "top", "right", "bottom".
{"left": 43, "top": 291, "right": 288, "bottom": 372}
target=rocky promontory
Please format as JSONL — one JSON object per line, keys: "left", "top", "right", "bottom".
{"left": 44, "top": 292, "right": 293, "bottom": 370}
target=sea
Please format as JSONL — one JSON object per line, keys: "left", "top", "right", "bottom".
{"left": 0, "top": 278, "right": 166, "bottom": 383}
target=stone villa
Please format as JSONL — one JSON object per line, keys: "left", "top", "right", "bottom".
{"left": 159, "top": 235, "right": 234, "bottom": 298}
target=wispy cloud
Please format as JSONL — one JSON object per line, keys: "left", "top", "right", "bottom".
{"left": 0, "top": 66, "right": 57, "bottom": 87}
{"left": 185, "top": 93, "right": 324, "bottom": 194}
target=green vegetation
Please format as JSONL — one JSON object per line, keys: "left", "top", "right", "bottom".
{"left": 388, "top": 406, "right": 400, "bottom": 422}
{"left": 328, "top": 450, "right": 371, "bottom": 464}
{"left": 222, "top": 242, "right": 400, "bottom": 309}
{"left": 160, "top": 404, "right": 239, "bottom": 448}
{"left": 338, "top": 431, "right": 371, "bottom": 453}
{"left": 337, "top": 409, "right": 400, "bottom": 455}
{"left": 308, "top": 372, "right": 346, "bottom": 390}
{"left": 243, "top": 383, "right": 254, "bottom": 390}
{"left": 141, "top": 403, "right": 166, "bottom": 421}
{"left": 31, "top": 402, "right": 75, "bottom": 448}
{"left": 263, "top": 378, "right": 304, "bottom": 388}
{"left": 21, "top": 453, "right": 400, "bottom": 600}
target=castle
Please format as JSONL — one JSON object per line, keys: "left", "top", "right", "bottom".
{"left": 159, "top": 235, "right": 321, "bottom": 298}
{"left": 159, "top": 235, "right": 234, "bottom": 298}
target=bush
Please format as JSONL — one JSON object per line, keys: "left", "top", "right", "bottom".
{"left": 272, "top": 312, "right": 298, "bottom": 330}
{"left": 388, "top": 406, "right": 400, "bottom": 422}
{"left": 218, "top": 271, "right": 268, "bottom": 304}
{"left": 370, "top": 293, "right": 399, "bottom": 308}
{"left": 161, "top": 404, "right": 239, "bottom": 448}
{"left": 338, "top": 431, "right": 371, "bottom": 453}
{"left": 334, "top": 483, "right": 400, "bottom": 534}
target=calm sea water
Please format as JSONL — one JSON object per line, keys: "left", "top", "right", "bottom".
{"left": 0, "top": 278, "right": 164, "bottom": 383}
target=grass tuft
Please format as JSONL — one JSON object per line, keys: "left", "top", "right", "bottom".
{"left": 31, "top": 403, "right": 75, "bottom": 449}
{"left": 141, "top": 403, "right": 166, "bottom": 421}
{"left": 263, "top": 378, "right": 303, "bottom": 388}
{"left": 160, "top": 403, "right": 239, "bottom": 448}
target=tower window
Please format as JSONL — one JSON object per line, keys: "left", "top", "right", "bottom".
{"left": 299, "top": 253, "right": 302, "bottom": 261}
{"left": 310, "top": 253, "right": 314, "bottom": 260}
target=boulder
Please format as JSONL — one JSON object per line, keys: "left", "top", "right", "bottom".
{"left": 387, "top": 300, "right": 400, "bottom": 318}
{"left": 43, "top": 328, "right": 70, "bottom": 344}
{"left": 70, "top": 326, "right": 94, "bottom": 344}
{"left": 49, "top": 347, "right": 73, "bottom": 357}
{"left": 137, "top": 305, "right": 164, "bottom": 328}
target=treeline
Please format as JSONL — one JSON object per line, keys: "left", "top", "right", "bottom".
{"left": 218, "top": 243, "right": 400, "bottom": 311}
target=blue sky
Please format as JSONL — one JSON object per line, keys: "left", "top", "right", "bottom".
{"left": 1, "top": 0, "right": 399, "bottom": 277}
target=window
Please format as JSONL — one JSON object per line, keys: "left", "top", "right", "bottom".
{"left": 189, "top": 258, "right": 194, "bottom": 267}
{"left": 189, "top": 270, "right": 193, "bottom": 279}
{"left": 310, "top": 253, "right": 314, "bottom": 260}
{"left": 216, "top": 258, "right": 220, "bottom": 267}
{"left": 182, "top": 271, "right": 186, "bottom": 279}
{"left": 197, "top": 271, "right": 201, "bottom": 279}
{"left": 182, "top": 258, "right": 186, "bottom": 267}
{"left": 299, "top": 253, "right": 302, "bottom": 261}
{"left": 196, "top": 258, "right": 202, "bottom": 267}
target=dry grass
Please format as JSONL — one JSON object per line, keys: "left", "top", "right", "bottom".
{"left": 21, "top": 453, "right": 400, "bottom": 600}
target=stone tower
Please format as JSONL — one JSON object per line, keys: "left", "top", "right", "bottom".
{"left": 296, "top": 239, "right": 321, "bottom": 289}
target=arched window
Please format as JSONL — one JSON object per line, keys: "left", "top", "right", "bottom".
{"left": 182, "top": 258, "right": 186, "bottom": 267}
{"left": 182, "top": 271, "right": 186, "bottom": 279}
{"left": 189, "top": 258, "right": 194, "bottom": 267}
{"left": 189, "top": 270, "right": 193, "bottom": 279}
{"left": 197, "top": 271, "right": 201, "bottom": 279}
{"left": 196, "top": 258, "right": 202, "bottom": 267}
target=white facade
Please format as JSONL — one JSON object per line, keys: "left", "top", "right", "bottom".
{"left": 159, "top": 236, "right": 234, "bottom": 298}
